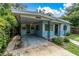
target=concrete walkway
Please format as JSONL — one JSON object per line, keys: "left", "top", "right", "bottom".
{"left": 70, "top": 39, "right": 79, "bottom": 46}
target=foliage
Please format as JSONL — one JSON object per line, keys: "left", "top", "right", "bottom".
{"left": 0, "top": 3, "right": 26, "bottom": 55}
{"left": 12, "top": 3, "right": 26, "bottom": 11}
{"left": 61, "top": 3, "right": 79, "bottom": 27}
{"left": 52, "top": 36, "right": 70, "bottom": 45}
{"left": 65, "top": 32, "right": 71, "bottom": 36}
{"left": 0, "top": 18, "right": 11, "bottom": 52}
{"left": 3, "top": 15, "right": 18, "bottom": 27}
{"left": 0, "top": 18, "right": 11, "bottom": 30}
{"left": 64, "top": 37, "right": 70, "bottom": 42}
{"left": 0, "top": 3, "right": 19, "bottom": 54}
{"left": 52, "top": 37, "right": 64, "bottom": 45}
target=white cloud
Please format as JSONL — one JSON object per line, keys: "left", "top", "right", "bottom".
{"left": 39, "top": 7, "right": 54, "bottom": 14}
{"left": 63, "top": 3, "right": 72, "bottom": 9}
{"left": 59, "top": 8, "right": 65, "bottom": 13}
{"left": 37, "top": 6, "right": 65, "bottom": 17}
{"left": 37, "top": 3, "right": 73, "bottom": 17}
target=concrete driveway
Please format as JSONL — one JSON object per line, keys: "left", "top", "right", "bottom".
{"left": 22, "top": 35, "right": 49, "bottom": 48}
{"left": 5, "top": 35, "right": 75, "bottom": 56}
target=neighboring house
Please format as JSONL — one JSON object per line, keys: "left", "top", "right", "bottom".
{"left": 12, "top": 10, "right": 71, "bottom": 40}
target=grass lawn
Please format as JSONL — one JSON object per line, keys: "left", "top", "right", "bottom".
{"left": 52, "top": 38, "right": 79, "bottom": 56}
{"left": 68, "top": 34, "right": 79, "bottom": 42}
{"left": 63, "top": 42, "right": 79, "bottom": 56}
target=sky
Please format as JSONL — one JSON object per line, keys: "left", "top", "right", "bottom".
{"left": 23, "top": 3, "right": 64, "bottom": 11}
{"left": 23, "top": 3, "right": 72, "bottom": 17}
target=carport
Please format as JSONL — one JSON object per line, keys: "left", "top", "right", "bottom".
{"left": 22, "top": 35, "right": 49, "bottom": 48}
{"left": 12, "top": 10, "right": 55, "bottom": 40}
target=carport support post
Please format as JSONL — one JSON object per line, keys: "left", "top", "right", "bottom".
{"left": 48, "top": 21, "right": 51, "bottom": 41}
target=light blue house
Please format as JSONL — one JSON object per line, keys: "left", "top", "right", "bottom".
{"left": 13, "top": 10, "right": 71, "bottom": 40}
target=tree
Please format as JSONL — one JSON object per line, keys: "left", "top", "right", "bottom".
{"left": 0, "top": 3, "right": 27, "bottom": 53}
{"left": 61, "top": 3, "right": 79, "bottom": 27}
{"left": 0, "top": 3, "right": 18, "bottom": 53}
{"left": 12, "top": 3, "right": 26, "bottom": 11}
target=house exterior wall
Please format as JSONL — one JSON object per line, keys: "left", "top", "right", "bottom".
{"left": 20, "top": 20, "right": 70, "bottom": 39}
{"left": 35, "top": 21, "right": 42, "bottom": 37}
{"left": 42, "top": 21, "right": 54, "bottom": 39}
{"left": 41, "top": 21, "right": 70, "bottom": 38}
{"left": 60, "top": 23, "right": 70, "bottom": 36}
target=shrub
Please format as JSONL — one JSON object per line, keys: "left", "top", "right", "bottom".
{"left": 0, "top": 30, "right": 8, "bottom": 54}
{"left": 52, "top": 37, "right": 64, "bottom": 45}
{"left": 64, "top": 37, "right": 70, "bottom": 42}
{"left": 65, "top": 33, "right": 71, "bottom": 36}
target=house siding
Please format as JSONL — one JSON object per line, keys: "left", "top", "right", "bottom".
{"left": 42, "top": 21, "right": 54, "bottom": 39}
{"left": 35, "top": 21, "right": 42, "bottom": 37}
{"left": 60, "top": 23, "right": 70, "bottom": 36}
{"left": 20, "top": 20, "right": 70, "bottom": 39}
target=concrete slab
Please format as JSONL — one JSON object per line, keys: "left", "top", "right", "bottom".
{"left": 22, "top": 35, "right": 49, "bottom": 48}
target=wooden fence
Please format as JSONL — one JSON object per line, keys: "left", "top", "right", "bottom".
{"left": 71, "top": 27, "right": 79, "bottom": 34}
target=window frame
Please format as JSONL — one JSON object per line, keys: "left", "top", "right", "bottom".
{"left": 45, "top": 24, "right": 53, "bottom": 31}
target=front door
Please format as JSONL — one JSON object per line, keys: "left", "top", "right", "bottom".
{"left": 55, "top": 24, "right": 59, "bottom": 36}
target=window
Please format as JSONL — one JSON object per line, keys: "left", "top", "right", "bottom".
{"left": 50, "top": 25, "right": 53, "bottom": 31}
{"left": 45, "top": 24, "right": 53, "bottom": 31}
{"left": 45, "top": 24, "right": 48, "bottom": 31}
{"left": 63, "top": 25, "right": 67, "bottom": 31}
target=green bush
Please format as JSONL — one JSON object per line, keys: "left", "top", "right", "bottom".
{"left": 0, "top": 31, "right": 6, "bottom": 52}
{"left": 0, "top": 4, "right": 18, "bottom": 55}
{"left": 64, "top": 37, "right": 70, "bottom": 42}
{"left": 0, "top": 29, "right": 10, "bottom": 55}
{"left": 52, "top": 37, "right": 64, "bottom": 45}
{"left": 65, "top": 33, "right": 71, "bottom": 36}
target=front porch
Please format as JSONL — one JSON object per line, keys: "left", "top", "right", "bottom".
{"left": 20, "top": 21, "right": 69, "bottom": 40}
{"left": 20, "top": 20, "right": 64, "bottom": 40}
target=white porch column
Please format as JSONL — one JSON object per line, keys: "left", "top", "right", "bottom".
{"left": 53, "top": 24, "right": 55, "bottom": 36}
{"left": 41, "top": 21, "right": 44, "bottom": 37}
{"left": 60, "top": 23, "right": 64, "bottom": 36}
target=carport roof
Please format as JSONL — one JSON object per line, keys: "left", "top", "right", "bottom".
{"left": 12, "top": 10, "right": 71, "bottom": 24}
